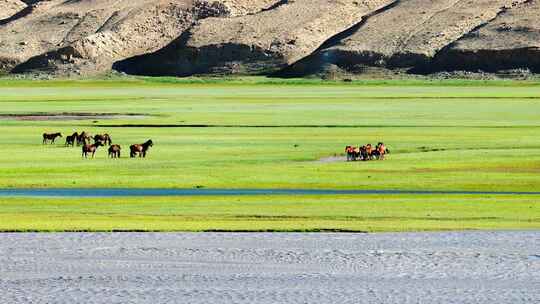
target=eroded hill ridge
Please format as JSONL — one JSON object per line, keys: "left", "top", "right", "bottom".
{"left": 1, "top": 0, "right": 539, "bottom": 77}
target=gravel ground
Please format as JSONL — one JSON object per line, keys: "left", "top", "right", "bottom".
{"left": 0, "top": 231, "right": 539, "bottom": 304}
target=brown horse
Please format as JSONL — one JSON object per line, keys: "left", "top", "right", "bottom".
{"left": 77, "top": 131, "right": 91, "bottom": 146}
{"left": 82, "top": 141, "right": 103, "bottom": 158}
{"left": 108, "top": 144, "right": 121, "bottom": 158}
{"left": 94, "top": 134, "right": 112, "bottom": 146}
{"left": 42, "top": 132, "right": 62, "bottom": 144}
{"left": 375, "top": 142, "right": 388, "bottom": 160}
{"left": 130, "top": 139, "right": 153, "bottom": 158}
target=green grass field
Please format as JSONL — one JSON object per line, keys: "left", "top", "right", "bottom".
{"left": 0, "top": 77, "right": 539, "bottom": 231}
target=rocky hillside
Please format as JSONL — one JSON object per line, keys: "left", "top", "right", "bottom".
{"left": 1, "top": 0, "right": 539, "bottom": 78}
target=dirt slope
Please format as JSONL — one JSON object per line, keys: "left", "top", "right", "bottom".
{"left": 219, "top": 0, "right": 280, "bottom": 16}
{"left": 311, "top": 0, "right": 529, "bottom": 71}
{"left": 3, "top": 0, "right": 540, "bottom": 77}
{"left": 431, "top": 0, "right": 540, "bottom": 73}
{"left": 113, "top": 0, "right": 395, "bottom": 76}
{"left": 0, "top": 0, "right": 279, "bottom": 75}
{"left": 0, "top": 0, "right": 26, "bottom": 20}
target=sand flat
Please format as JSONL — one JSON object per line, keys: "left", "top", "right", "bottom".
{"left": 0, "top": 232, "right": 538, "bottom": 303}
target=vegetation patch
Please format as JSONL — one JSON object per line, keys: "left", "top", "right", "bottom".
{"left": 0, "top": 112, "right": 150, "bottom": 121}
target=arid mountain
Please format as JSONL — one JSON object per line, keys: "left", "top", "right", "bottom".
{"left": 1, "top": 0, "right": 539, "bottom": 78}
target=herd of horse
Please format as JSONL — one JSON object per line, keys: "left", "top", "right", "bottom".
{"left": 42, "top": 132, "right": 153, "bottom": 159}
{"left": 43, "top": 132, "right": 389, "bottom": 162}
{"left": 345, "top": 142, "right": 389, "bottom": 161}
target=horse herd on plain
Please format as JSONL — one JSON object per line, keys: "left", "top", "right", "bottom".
{"left": 43, "top": 131, "right": 389, "bottom": 162}
{"left": 42, "top": 132, "right": 153, "bottom": 159}
{"left": 345, "top": 142, "right": 389, "bottom": 161}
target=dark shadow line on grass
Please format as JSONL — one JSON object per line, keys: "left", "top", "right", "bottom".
{"left": 0, "top": 229, "right": 370, "bottom": 233}
{"left": 1, "top": 188, "right": 540, "bottom": 197}
{"left": 217, "top": 96, "right": 540, "bottom": 100}
{"left": 94, "top": 124, "right": 540, "bottom": 128}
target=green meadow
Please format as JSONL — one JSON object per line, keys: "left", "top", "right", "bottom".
{"left": 0, "top": 77, "right": 539, "bottom": 231}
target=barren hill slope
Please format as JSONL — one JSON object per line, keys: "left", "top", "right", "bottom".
{"left": 111, "top": 0, "right": 395, "bottom": 76}
{"left": 0, "top": 0, "right": 279, "bottom": 76}
{"left": 0, "top": 0, "right": 25, "bottom": 20}
{"left": 2, "top": 0, "right": 540, "bottom": 78}
{"left": 431, "top": 0, "right": 540, "bottom": 73}
{"left": 322, "top": 0, "right": 529, "bottom": 68}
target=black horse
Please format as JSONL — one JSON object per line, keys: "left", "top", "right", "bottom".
{"left": 42, "top": 132, "right": 62, "bottom": 144}
{"left": 65, "top": 132, "right": 78, "bottom": 146}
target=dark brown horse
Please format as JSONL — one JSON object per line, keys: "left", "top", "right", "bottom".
{"left": 108, "top": 144, "right": 121, "bottom": 158}
{"left": 365, "top": 144, "right": 375, "bottom": 160}
{"left": 345, "top": 146, "right": 361, "bottom": 161}
{"left": 42, "top": 132, "right": 62, "bottom": 144}
{"left": 130, "top": 139, "right": 153, "bottom": 158}
{"left": 94, "top": 134, "right": 112, "bottom": 146}
{"left": 65, "top": 133, "right": 77, "bottom": 147}
{"left": 82, "top": 141, "right": 103, "bottom": 158}
{"left": 77, "top": 131, "right": 91, "bottom": 146}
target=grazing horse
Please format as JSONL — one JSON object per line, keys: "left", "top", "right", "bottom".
{"left": 345, "top": 146, "right": 362, "bottom": 161}
{"left": 130, "top": 139, "right": 153, "bottom": 158}
{"left": 82, "top": 141, "right": 103, "bottom": 158}
{"left": 42, "top": 132, "right": 62, "bottom": 144}
{"left": 375, "top": 142, "right": 388, "bottom": 160}
{"left": 66, "top": 132, "right": 79, "bottom": 146}
{"left": 365, "top": 144, "right": 375, "bottom": 160}
{"left": 94, "top": 134, "right": 112, "bottom": 146}
{"left": 345, "top": 146, "right": 355, "bottom": 161}
{"left": 65, "top": 134, "right": 77, "bottom": 146}
{"left": 77, "top": 131, "right": 91, "bottom": 146}
{"left": 360, "top": 146, "right": 369, "bottom": 161}
{"left": 108, "top": 144, "right": 121, "bottom": 158}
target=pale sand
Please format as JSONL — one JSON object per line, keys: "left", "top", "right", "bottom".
{"left": 0, "top": 231, "right": 538, "bottom": 303}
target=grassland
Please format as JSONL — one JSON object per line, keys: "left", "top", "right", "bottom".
{"left": 0, "top": 77, "right": 539, "bottom": 231}
{"left": 1, "top": 195, "right": 539, "bottom": 232}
